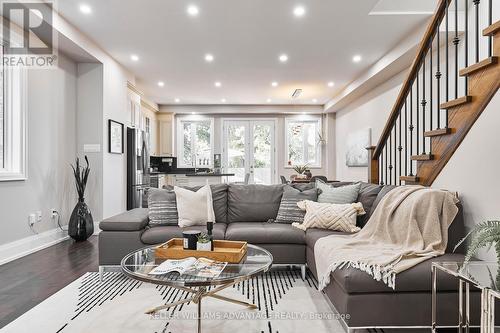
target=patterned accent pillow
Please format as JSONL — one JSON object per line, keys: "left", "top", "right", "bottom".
{"left": 292, "top": 200, "right": 365, "bottom": 233}
{"left": 275, "top": 186, "right": 318, "bottom": 224}
{"left": 316, "top": 180, "right": 361, "bottom": 204}
{"left": 147, "top": 188, "right": 178, "bottom": 226}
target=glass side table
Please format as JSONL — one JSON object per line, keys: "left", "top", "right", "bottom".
{"left": 432, "top": 262, "right": 499, "bottom": 333}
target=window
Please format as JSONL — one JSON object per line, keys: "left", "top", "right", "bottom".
{"left": 0, "top": 44, "right": 27, "bottom": 181}
{"left": 285, "top": 117, "right": 322, "bottom": 167}
{"left": 176, "top": 118, "right": 213, "bottom": 168}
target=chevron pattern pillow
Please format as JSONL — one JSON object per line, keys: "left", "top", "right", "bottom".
{"left": 292, "top": 200, "right": 365, "bottom": 232}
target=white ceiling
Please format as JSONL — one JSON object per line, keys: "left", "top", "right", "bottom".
{"left": 57, "top": 0, "right": 433, "bottom": 106}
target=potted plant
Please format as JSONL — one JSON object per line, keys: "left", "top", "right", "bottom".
{"left": 197, "top": 232, "right": 212, "bottom": 251}
{"left": 454, "top": 220, "right": 500, "bottom": 264}
{"left": 68, "top": 156, "right": 93, "bottom": 241}
{"left": 293, "top": 164, "right": 309, "bottom": 179}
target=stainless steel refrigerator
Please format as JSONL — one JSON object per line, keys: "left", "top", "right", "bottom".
{"left": 127, "top": 127, "right": 150, "bottom": 210}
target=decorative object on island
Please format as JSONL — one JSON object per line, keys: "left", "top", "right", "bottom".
{"left": 108, "top": 119, "right": 124, "bottom": 154}
{"left": 196, "top": 233, "right": 212, "bottom": 251}
{"left": 292, "top": 164, "right": 310, "bottom": 179}
{"left": 345, "top": 128, "right": 371, "bottom": 167}
{"left": 182, "top": 230, "right": 201, "bottom": 250}
{"left": 68, "top": 156, "right": 94, "bottom": 241}
{"left": 304, "top": 169, "right": 312, "bottom": 179}
{"left": 454, "top": 220, "right": 500, "bottom": 264}
{"left": 155, "top": 238, "right": 248, "bottom": 263}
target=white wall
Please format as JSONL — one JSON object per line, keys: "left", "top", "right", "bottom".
{"left": 334, "top": 70, "right": 406, "bottom": 182}
{"left": 0, "top": 54, "right": 77, "bottom": 245}
{"left": 433, "top": 91, "right": 500, "bottom": 261}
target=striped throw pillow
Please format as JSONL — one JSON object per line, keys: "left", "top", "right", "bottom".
{"left": 275, "top": 186, "right": 318, "bottom": 224}
{"left": 316, "top": 180, "right": 361, "bottom": 204}
{"left": 148, "top": 188, "right": 178, "bottom": 226}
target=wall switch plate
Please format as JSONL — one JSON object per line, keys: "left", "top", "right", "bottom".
{"left": 28, "top": 214, "right": 36, "bottom": 226}
{"left": 83, "top": 144, "right": 101, "bottom": 153}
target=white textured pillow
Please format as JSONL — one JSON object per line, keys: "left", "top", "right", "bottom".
{"left": 292, "top": 200, "right": 365, "bottom": 233}
{"left": 174, "top": 185, "right": 216, "bottom": 227}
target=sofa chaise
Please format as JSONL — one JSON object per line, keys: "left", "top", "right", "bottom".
{"left": 99, "top": 182, "right": 481, "bottom": 331}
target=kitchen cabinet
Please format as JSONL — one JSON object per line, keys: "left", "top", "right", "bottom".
{"left": 159, "top": 120, "right": 173, "bottom": 156}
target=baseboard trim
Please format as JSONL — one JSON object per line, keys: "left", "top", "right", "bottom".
{"left": 0, "top": 228, "right": 70, "bottom": 266}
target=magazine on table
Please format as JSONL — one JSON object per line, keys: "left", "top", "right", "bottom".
{"left": 149, "top": 257, "right": 227, "bottom": 278}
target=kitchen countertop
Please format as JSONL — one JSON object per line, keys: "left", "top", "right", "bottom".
{"left": 185, "top": 173, "right": 235, "bottom": 177}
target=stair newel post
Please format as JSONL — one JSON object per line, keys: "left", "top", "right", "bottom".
{"left": 366, "top": 146, "right": 379, "bottom": 185}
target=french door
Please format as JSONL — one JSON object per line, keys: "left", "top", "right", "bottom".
{"left": 222, "top": 120, "right": 276, "bottom": 184}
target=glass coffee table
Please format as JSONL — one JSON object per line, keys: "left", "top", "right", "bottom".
{"left": 432, "top": 262, "right": 500, "bottom": 333}
{"left": 121, "top": 244, "right": 273, "bottom": 333}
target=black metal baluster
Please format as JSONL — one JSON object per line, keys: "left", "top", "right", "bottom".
{"left": 436, "top": 26, "right": 442, "bottom": 129}
{"left": 393, "top": 125, "right": 397, "bottom": 185}
{"left": 416, "top": 72, "right": 420, "bottom": 156}
{"left": 430, "top": 40, "right": 433, "bottom": 134}
{"left": 398, "top": 110, "right": 402, "bottom": 185}
{"left": 454, "top": 0, "right": 460, "bottom": 100}
{"left": 465, "top": 0, "right": 469, "bottom": 95}
{"left": 488, "top": 0, "right": 493, "bottom": 57}
{"left": 474, "top": 0, "right": 480, "bottom": 63}
{"left": 379, "top": 157, "right": 383, "bottom": 185}
{"left": 384, "top": 144, "right": 388, "bottom": 185}
{"left": 404, "top": 99, "right": 408, "bottom": 177}
{"left": 422, "top": 59, "right": 427, "bottom": 155}
{"left": 445, "top": 0, "right": 450, "bottom": 127}
{"left": 409, "top": 86, "right": 414, "bottom": 176}
{"left": 389, "top": 131, "right": 392, "bottom": 185}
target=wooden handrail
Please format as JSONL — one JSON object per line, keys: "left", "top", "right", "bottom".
{"left": 372, "top": 0, "right": 451, "bottom": 158}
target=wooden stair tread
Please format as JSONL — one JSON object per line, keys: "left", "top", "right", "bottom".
{"left": 460, "top": 57, "right": 498, "bottom": 76}
{"left": 424, "top": 128, "right": 452, "bottom": 137}
{"left": 440, "top": 96, "right": 472, "bottom": 109}
{"left": 411, "top": 154, "right": 434, "bottom": 161}
{"left": 483, "top": 21, "right": 500, "bottom": 36}
{"left": 400, "top": 176, "right": 419, "bottom": 182}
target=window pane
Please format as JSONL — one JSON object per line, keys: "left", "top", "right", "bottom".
{"left": 195, "top": 121, "right": 211, "bottom": 166}
{"left": 253, "top": 124, "right": 272, "bottom": 184}
{"left": 0, "top": 45, "right": 3, "bottom": 169}
{"left": 305, "top": 123, "right": 317, "bottom": 164}
{"left": 182, "top": 123, "right": 192, "bottom": 166}
{"left": 288, "top": 122, "right": 304, "bottom": 165}
{"left": 227, "top": 124, "right": 246, "bottom": 182}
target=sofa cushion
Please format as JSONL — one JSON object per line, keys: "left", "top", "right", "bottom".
{"left": 305, "top": 228, "right": 350, "bottom": 249}
{"left": 225, "top": 222, "right": 305, "bottom": 244}
{"left": 165, "top": 184, "right": 228, "bottom": 223}
{"left": 356, "top": 183, "right": 383, "bottom": 227}
{"left": 227, "top": 184, "right": 284, "bottom": 222}
{"left": 275, "top": 186, "right": 318, "bottom": 224}
{"left": 370, "top": 185, "right": 397, "bottom": 216}
{"left": 331, "top": 253, "right": 467, "bottom": 294}
{"left": 141, "top": 223, "right": 227, "bottom": 245}
{"left": 316, "top": 180, "right": 361, "bottom": 204}
{"left": 147, "top": 188, "right": 178, "bottom": 226}
{"left": 99, "top": 208, "right": 149, "bottom": 231}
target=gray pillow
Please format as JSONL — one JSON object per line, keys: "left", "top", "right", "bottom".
{"left": 147, "top": 188, "right": 178, "bottom": 226}
{"left": 316, "top": 180, "right": 361, "bottom": 204}
{"left": 275, "top": 186, "right": 318, "bottom": 224}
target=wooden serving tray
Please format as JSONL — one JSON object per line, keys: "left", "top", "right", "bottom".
{"left": 155, "top": 238, "right": 248, "bottom": 263}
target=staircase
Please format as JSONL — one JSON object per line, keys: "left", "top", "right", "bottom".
{"left": 367, "top": 0, "right": 500, "bottom": 187}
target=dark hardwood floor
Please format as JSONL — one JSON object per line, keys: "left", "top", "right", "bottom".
{"left": 0, "top": 235, "right": 98, "bottom": 328}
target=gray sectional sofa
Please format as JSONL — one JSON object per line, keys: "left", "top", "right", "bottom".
{"left": 99, "top": 182, "right": 478, "bottom": 331}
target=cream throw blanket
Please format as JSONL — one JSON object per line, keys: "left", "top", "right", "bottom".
{"left": 314, "top": 185, "right": 459, "bottom": 290}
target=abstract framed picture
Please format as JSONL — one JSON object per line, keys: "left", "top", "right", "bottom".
{"left": 108, "top": 119, "right": 124, "bottom": 154}
{"left": 346, "top": 128, "right": 371, "bottom": 167}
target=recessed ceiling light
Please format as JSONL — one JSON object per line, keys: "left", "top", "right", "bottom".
{"left": 204, "top": 54, "right": 214, "bottom": 62}
{"left": 187, "top": 5, "right": 199, "bottom": 16}
{"left": 158, "top": 81, "right": 165, "bottom": 87}
{"left": 279, "top": 54, "right": 288, "bottom": 63}
{"left": 312, "top": 98, "right": 318, "bottom": 103}
{"left": 130, "top": 54, "right": 139, "bottom": 62}
{"left": 271, "top": 81, "right": 278, "bottom": 87}
{"left": 293, "top": 6, "right": 306, "bottom": 17}
{"left": 327, "top": 81, "right": 335, "bottom": 87}
{"left": 79, "top": 4, "right": 92, "bottom": 14}
{"left": 352, "top": 55, "right": 362, "bottom": 63}
{"left": 191, "top": 112, "right": 196, "bottom": 115}
{"left": 214, "top": 81, "right": 222, "bottom": 87}
{"left": 302, "top": 112, "right": 307, "bottom": 115}
{"left": 221, "top": 98, "right": 227, "bottom": 103}
{"left": 266, "top": 98, "right": 272, "bottom": 103}
{"left": 175, "top": 98, "right": 181, "bottom": 103}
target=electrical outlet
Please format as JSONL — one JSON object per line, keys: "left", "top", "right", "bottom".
{"left": 28, "top": 214, "right": 36, "bottom": 226}
{"left": 36, "top": 211, "right": 42, "bottom": 223}
{"left": 51, "top": 209, "right": 58, "bottom": 219}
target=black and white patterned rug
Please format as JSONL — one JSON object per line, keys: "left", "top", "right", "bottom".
{"left": 3, "top": 268, "right": 346, "bottom": 333}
